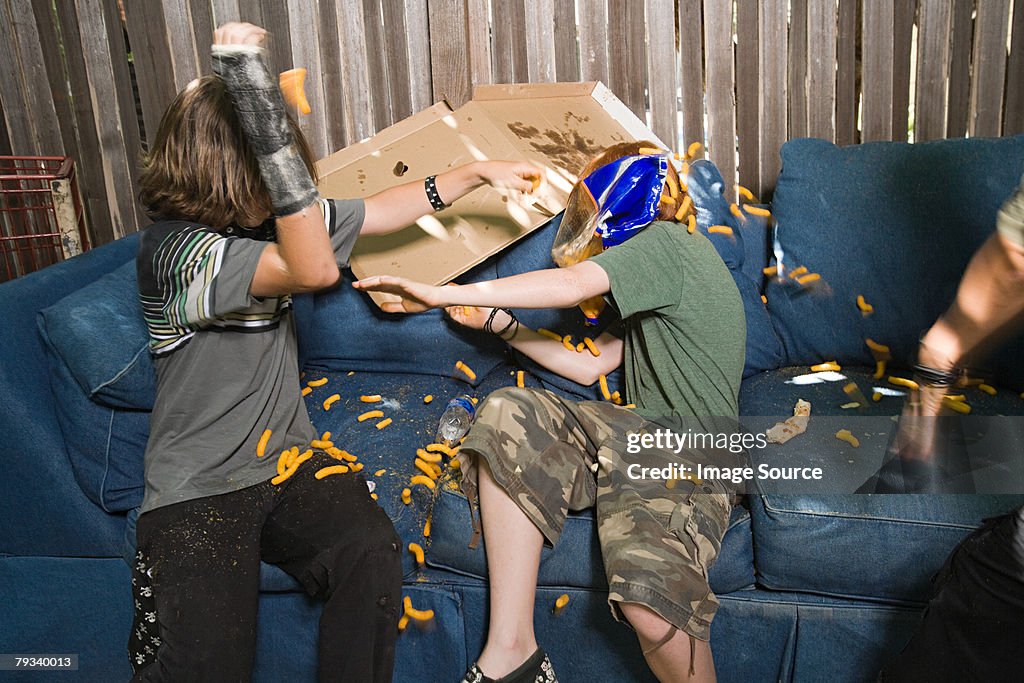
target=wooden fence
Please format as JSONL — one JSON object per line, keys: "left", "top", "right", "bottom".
{"left": 2, "top": 0, "right": 1023, "bottom": 247}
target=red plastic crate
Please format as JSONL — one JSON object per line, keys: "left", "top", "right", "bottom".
{"left": 0, "top": 156, "right": 90, "bottom": 282}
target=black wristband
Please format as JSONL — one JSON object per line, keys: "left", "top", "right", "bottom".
{"left": 425, "top": 175, "right": 448, "bottom": 211}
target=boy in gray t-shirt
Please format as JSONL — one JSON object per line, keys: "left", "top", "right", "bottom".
{"left": 128, "top": 22, "right": 541, "bottom": 682}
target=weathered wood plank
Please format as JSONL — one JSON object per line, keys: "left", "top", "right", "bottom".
{"left": 317, "top": 0, "right": 346, "bottom": 150}
{"left": 607, "top": 0, "right": 646, "bottom": 118}
{"left": 54, "top": 0, "right": 111, "bottom": 244}
{"left": 1005, "top": 0, "right": 1024, "bottom": 135}
{"left": 509, "top": 0, "right": 530, "bottom": 83}
{"left": 466, "top": 0, "right": 493, "bottom": 90}
{"left": 259, "top": 0, "right": 293, "bottom": 75}
{"left": 427, "top": 0, "right": 470, "bottom": 107}
{"left": 578, "top": 0, "right": 609, "bottom": 84}
{"left": 806, "top": 0, "right": 836, "bottom": 141}
{"left": 525, "top": 0, "right": 557, "bottom": 83}
{"left": 361, "top": 0, "right": 393, "bottom": 131}
{"left": 915, "top": 0, "right": 951, "bottom": 141}
{"left": 891, "top": 0, "right": 915, "bottom": 140}
{"left": 492, "top": 0, "right": 514, "bottom": 83}
{"left": 10, "top": 0, "right": 66, "bottom": 155}
{"left": 286, "top": 0, "right": 330, "bottom": 157}
{"left": 759, "top": 0, "right": 787, "bottom": 195}
{"left": 734, "top": 0, "right": 757, "bottom": 192}
{"left": 403, "top": 0, "right": 432, "bottom": 112}
{"left": 31, "top": 0, "right": 81, "bottom": 157}
{"left": 380, "top": 0, "right": 414, "bottom": 123}
{"left": 122, "top": 2, "right": 176, "bottom": 144}
{"left": 162, "top": 0, "right": 202, "bottom": 89}
{"left": 334, "top": 0, "right": 375, "bottom": 142}
{"left": 861, "top": 0, "right": 894, "bottom": 142}
{"left": 189, "top": 0, "right": 215, "bottom": 74}
{"left": 646, "top": 0, "right": 677, "bottom": 147}
{"left": 0, "top": 0, "right": 40, "bottom": 154}
{"left": 946, "top": 0, "right": 974, "bottom": 138}
{"left": 704, "top": 0, "right": 736, "bottom": 187}
{"left": 553, "top": 0, "right": 579, "bottom": 81}
{"left": 211, "top": 0, "right": 241, "bottom": 24}
{"left": 788, "top": 0, "right": 808, "bottom": 139}
{"left": 73, "top": 0, "right": 143, "bottom": 237}
{"left": 237, "top": 0, "right": 264, "bottom": 25}
{"left": 835, "top": 0, "right": 857, "bottom": 146}
{"left": 969, "top": 0, "right": 1010, "bottom": 137}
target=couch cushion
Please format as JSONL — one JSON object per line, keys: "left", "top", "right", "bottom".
{"left": 766, "top": 136, "right": 1024, "bottom": 389}
{"left": 46, "top": 347, "right": 148, "bottom": 512}
{"left": 296, "top": 258, "right": 507, "bottom": 384}
{"left": 426, "top": 486, "right": 756, "bottom": 595}
{"left": 38, "top": 261, "right": 155, "bottom": 410}
{"left": 749, "top": 493, "right": 1024, "bottom": 604}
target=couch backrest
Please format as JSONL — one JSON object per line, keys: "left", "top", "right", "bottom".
{"left": 0, "top": 234, "right": 139, "bottom": 557}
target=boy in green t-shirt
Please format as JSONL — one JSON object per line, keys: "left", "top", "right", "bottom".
{"left": 355, "top": 143, "right": 744, "bottom": 682}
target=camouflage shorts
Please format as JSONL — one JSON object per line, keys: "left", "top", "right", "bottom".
{"left": 458, "top": 387, "right": 735, "bottom": 641}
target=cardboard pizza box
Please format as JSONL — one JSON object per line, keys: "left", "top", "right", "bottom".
{"left": 315, "top": 81, "right": 664, "bottom": 308}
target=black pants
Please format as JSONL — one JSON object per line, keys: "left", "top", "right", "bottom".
{"left": 128, "top": 451, "right": 403, "bottom": 683}
{"left": 880, "top": 505, "right": 1024, "bottom": 682}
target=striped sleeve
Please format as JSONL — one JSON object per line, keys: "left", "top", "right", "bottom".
{"left": 153, "top": 227, "right": 267, "bottom": 328}
{"left": 319, "top": 198, "right": 365, "bottom": 268}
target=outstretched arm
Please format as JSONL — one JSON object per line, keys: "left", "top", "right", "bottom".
{"left": 360, "top": 161, "right": 542, "bottom": 235}
{"left": 352, "top": 260, "right": 612, "bottom": 312}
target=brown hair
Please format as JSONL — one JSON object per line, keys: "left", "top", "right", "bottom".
{"left": 139, "top": 75, "right": 318, "bottom": 229}
{"left": 551, "top": 141, "right": 685, "bottom": 267}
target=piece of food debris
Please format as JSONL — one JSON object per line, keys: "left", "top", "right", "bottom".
{"left": 408, "top": 542, "right": 425, "bottom": 565}
{"left": 835, "top": 429, "right": 860, "bottom": 447}
{"left": 410, "top": 474, "right": 436, "bottom": 490}
{"left": 455, "top": 360, "right": 477, "bottom": 381}
{"left": 256, "top": 429, "right": 272, "bottom": 458}
{"left": 766, "top": 399, "right": 811, "bottom": 444}
{"left": 315, "top": 465, "right": 349, "bottom": 479}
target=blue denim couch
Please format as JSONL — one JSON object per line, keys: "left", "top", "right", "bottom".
{"left": 3, "top": 136, "right": 1024, "bottom": 682}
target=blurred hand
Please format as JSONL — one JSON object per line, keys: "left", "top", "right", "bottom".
{"left": 352, "top": 275, "right": 445, "bottom": 313}
{"left": 476, "top": 161, "right": 543, "bottom": 194}
{"left": 213, "top": 22, "right": 267, "bottom": 47}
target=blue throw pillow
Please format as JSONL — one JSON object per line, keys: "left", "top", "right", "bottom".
{"left": 38, "top": 262, "right": 155, "bottom": 410}
{"left": 297, "top": 258, "right": 507, "bottom": 385}
{"left": 42, "top": 338, "right": 148, "bottom": 512}
{"left": 766, "top": 136, "right": 1024, "bottom": 387}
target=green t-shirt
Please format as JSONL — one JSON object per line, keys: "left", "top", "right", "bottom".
{"left": 589, "top": 221, "right": 745, "bottom": 425}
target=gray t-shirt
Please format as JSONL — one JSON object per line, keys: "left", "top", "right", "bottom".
{"left": 135, "top": 198, "right": 364, "bottom": 513}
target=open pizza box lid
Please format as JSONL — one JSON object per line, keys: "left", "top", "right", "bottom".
{"left": 315, "top": 81, "right": 665, "bottom": 309}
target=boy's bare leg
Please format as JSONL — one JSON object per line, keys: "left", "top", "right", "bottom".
{"left": 619, "top": 602, "right": 717, "bottom": 683}
{"left": 475, "top": 459, "right": 545, "bottom": 677}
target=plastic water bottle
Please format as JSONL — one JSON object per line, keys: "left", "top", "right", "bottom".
{"left": 435, "top": 395, "right": 476, "bottom": 446}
